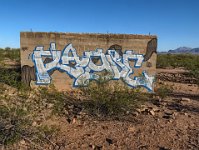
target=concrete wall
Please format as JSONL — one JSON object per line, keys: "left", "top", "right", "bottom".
{"left": 20, "top": 32, "right": 157, "bottom": 91}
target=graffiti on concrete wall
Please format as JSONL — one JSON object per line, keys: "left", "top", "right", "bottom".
{"left": 30, "top": 43, "right": 155, "bottom": 91}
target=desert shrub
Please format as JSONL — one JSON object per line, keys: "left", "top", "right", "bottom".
{"left": 37, "top": 77, "right": 148, "bottom": 118}
{"left": 157, "top": 54, "right": 199, "bottom": 69}
{"left": 0, "top": 48, "right": 20, "bottom": 62}
{"left": 38, "top": 86, "right": 68, "bottom": 116}
{"left": 0, "top": 48, "right": 20, "bottom": 94}
{"left": 0, "top": 68, "right": 21, "bottom": 88}
{"left": 155, "top": 85, "right": 173, "bottom": 99}
{"left": 0, "top": 103, "right": 32, "bottom": 145}
{"left": 0, "top": 50, "right": 4, "bottom": 62}
{"left": 157, "top": 54, "right": 199, "bottom": 85}
{"left": 5, "top": 49, "right": 20, "bottom": 61}
{"left": 80, "top": 77, "right": 148, "bottom": 117}
{"left": 0, "top": 67, "right": 30, "bottom": 92}
{"left": 31, "top": 125, "right": 60, "bottom": 149}
{"left": 0, "top": 88, "right": 59, "bottom": 148}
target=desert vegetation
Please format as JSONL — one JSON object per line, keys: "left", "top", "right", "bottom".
{"left": 0, "top": 48, "right": 147, "bottom": 149}
{"left": 157, "top": 54, "right": 199, "bottom": 85}
{"left": 0, "top": 49, "right": 198, "bottom": 149}
{"left": 0, "top": 48, "right": 20, "bottom": 62}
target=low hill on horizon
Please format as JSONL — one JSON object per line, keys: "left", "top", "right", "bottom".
{"left": 159, "top": 47, "right": 199, "bottom": 54}
{"left": 168, "top": 47, "right": 199, "bottom": 54}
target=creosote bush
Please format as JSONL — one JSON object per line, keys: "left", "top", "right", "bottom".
{"left": 36, "top": 76, "right": 148, "bottom": 118}
{"left": 80, "top": 76, "right": 148, "bottom": 116}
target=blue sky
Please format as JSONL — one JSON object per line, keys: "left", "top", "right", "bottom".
{"left": 0, "top": 0, "right": 198, "bottom": 51}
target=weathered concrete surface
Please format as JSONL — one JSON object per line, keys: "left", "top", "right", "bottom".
{"left": 20, "top": 32, "right": 157, "bottom": 91}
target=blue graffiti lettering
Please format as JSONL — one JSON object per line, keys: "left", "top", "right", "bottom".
{"left": 32, "top": 43, "right": 155, "bottom": 91}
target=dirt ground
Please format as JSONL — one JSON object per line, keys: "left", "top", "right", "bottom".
{"left": 47, "top": 69, "right": 199, "bottom": 150}
{"left": 1, "top": 67, "right": 199, "bottom": 150}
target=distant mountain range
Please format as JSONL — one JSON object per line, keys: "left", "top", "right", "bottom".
{"left": 159, "top": 47, "right": 199, "bottom": 54}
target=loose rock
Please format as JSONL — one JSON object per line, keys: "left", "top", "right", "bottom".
{"left": 128, "top": 126, "right": 135, "bottom": 132}
{"left": 181, "top": 97, "right": 191, "bottom": 102}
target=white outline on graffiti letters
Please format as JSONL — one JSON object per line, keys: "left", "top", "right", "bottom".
{"left": 32, "top": 43, "right": 155, "bottom": 91}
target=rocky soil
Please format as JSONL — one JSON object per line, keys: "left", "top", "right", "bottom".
{"left": 0, "top": 68, "right": 199, "bottom": 150}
